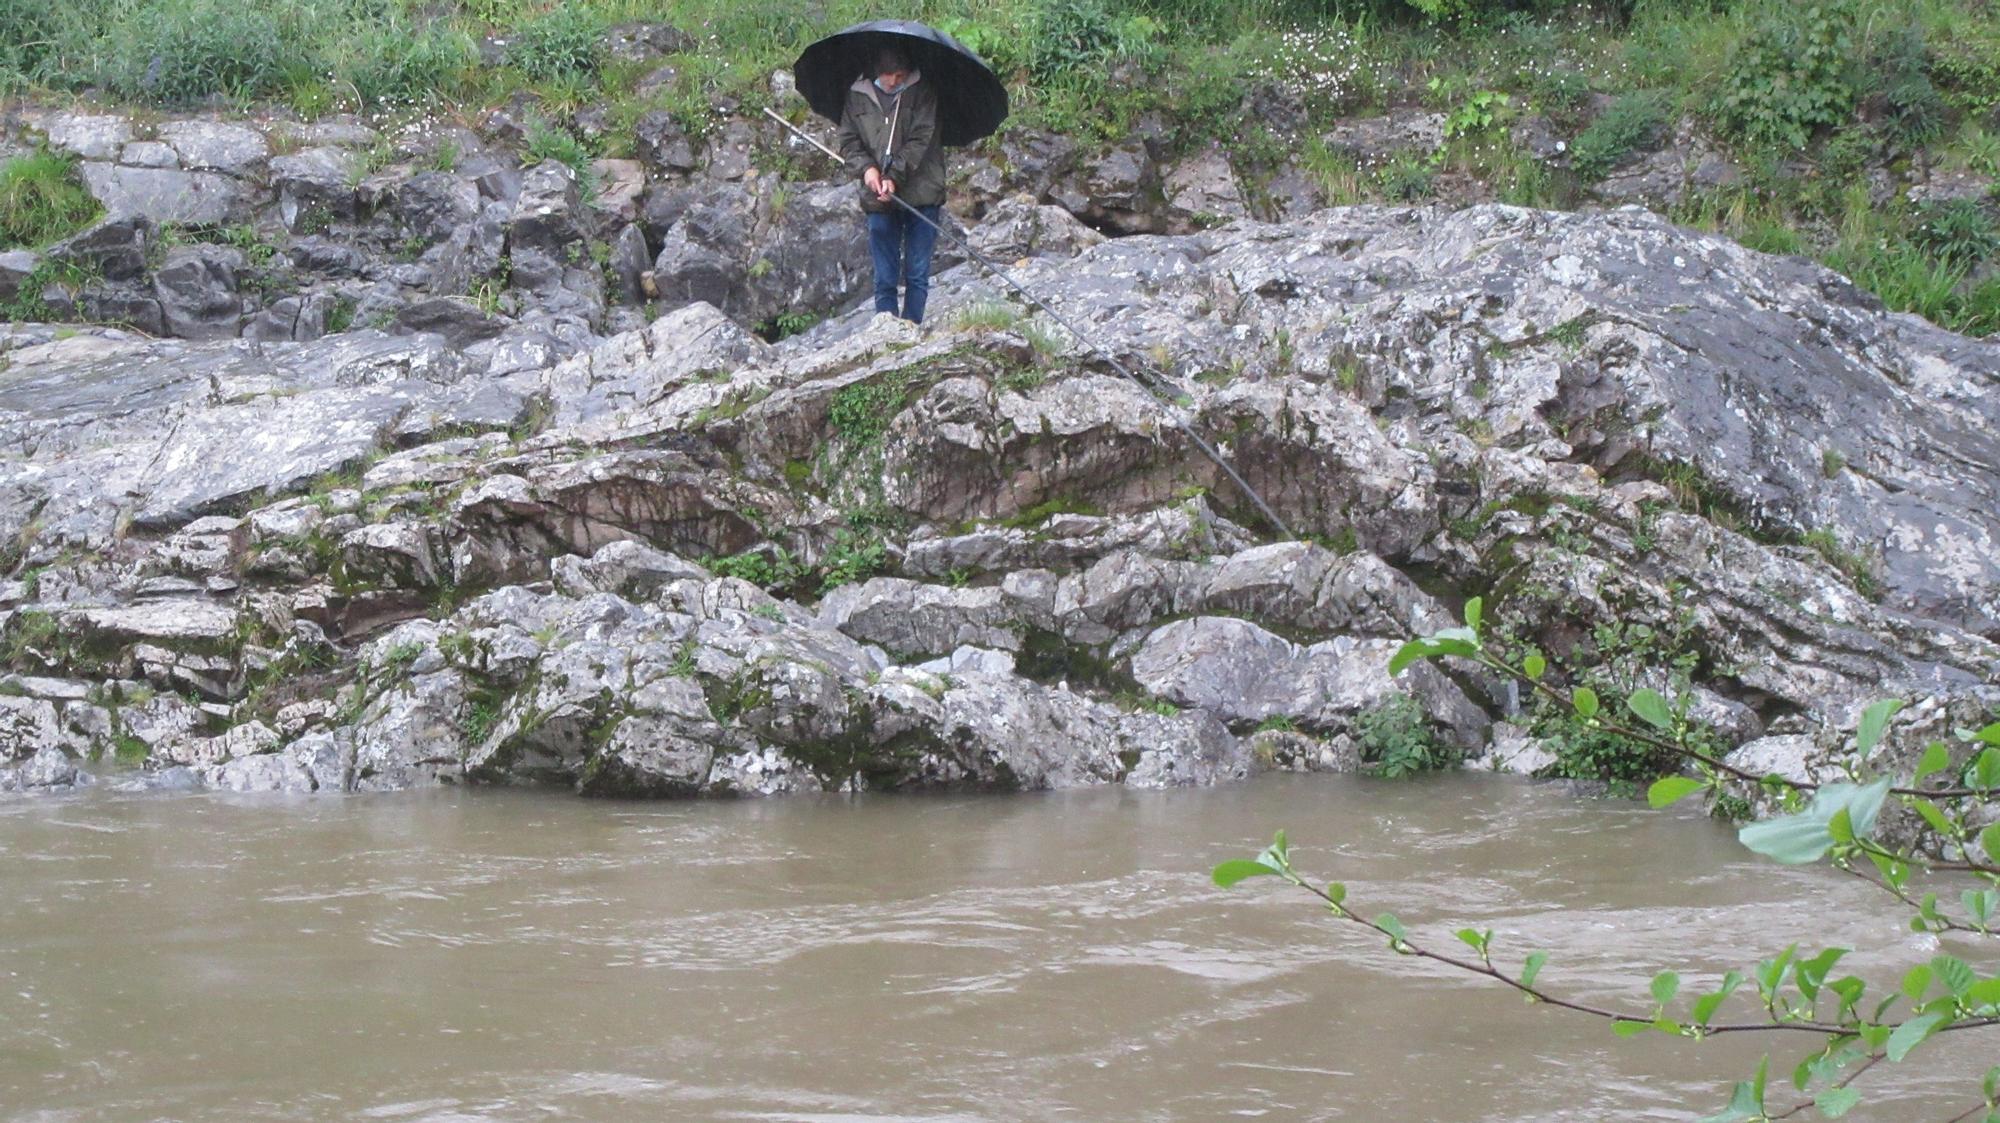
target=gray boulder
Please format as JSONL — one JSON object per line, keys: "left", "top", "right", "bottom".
{"left": 0, "top": 250, "right": 39, "bottom": 304}
{"left": 152, "top": 245, "right": 244, "bottom": 340}
{"left": 1162, "top": 145, "right": 1249, "bottom": 231}
{"left": 1128, "top": 616, "right": 1489, "bottom": 747}
{"left": 634, "top": 110, "right": 699, "bottom": 174}
{"left": 35, "top": 113, "right": 131, "bottom": 160}
{"left": 271, "top": 148, "right": 360, "bottom": 228}
{"left": 159, "top": 120, "right": 270, "bottom": 177}
{"left": 395, "top": 172, "right": 482, "bottom": 243}
{"left": 508, "top": 162, "right": 590, "bottom": 256}
{"left": 79, "top": 164, "right": 244, "bottom": 226}
{"left": 605, "top": 223, "right": 651, "bottom": 305}
{"left": 51, "top": 216, "right": 151, "bottom": 282}
{"left": 965, "top": 195, "right": 1106, "bottom": 262}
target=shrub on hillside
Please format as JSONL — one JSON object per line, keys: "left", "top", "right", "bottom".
{"left": 1871, "top": 26, "right": 1947, "bottom": 147}
{"left": 1712, "top": 1, "right": 1857, "bottom": 149}
{"left": 1029, "top": 0, "right": 1125, "bottom": 84}
{"left": 507, "top": 6, "right": 604, "bottom": 82}
{"left": 1912, "top": 198, "right": 2000, "bottom": 268}
{"left": 1569, "top": 91, "right": 1668, "bottom": 181}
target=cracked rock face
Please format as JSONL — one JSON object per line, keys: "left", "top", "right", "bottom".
{"left": 0, "top": 203, "right": 1993, "bottom": 801}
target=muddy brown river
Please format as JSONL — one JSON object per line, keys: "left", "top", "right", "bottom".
{"left": 0, "top": 774, "right": 1986, "bottom": 1121}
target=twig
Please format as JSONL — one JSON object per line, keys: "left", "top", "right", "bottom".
{"left": 1286, "top": 879, "right": 1849, "bottom": 1037}
{"left": 1776, "top": 1055, "right": 1880, "bottom": 1111}
{"left": 1838, "top": 864, "right": 1987, "bottom": 936}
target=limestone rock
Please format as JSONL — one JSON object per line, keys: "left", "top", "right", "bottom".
{"left": 508, "top": 162, "right": 590, "bottom": 256}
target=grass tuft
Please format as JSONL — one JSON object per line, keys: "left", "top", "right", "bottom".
{"left": 0, "top": 152, "right": 100, "bottom": 250}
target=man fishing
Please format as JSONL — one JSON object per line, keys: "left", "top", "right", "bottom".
{"left": 835, "top": 45, "right": 945, "bottom": 324}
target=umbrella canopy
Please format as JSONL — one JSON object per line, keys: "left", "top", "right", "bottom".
{"left": 793, "top": 20, "right": 1008, "bottom": 148}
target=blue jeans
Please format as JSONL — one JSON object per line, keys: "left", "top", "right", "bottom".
{"left": 867, "top": 205, "right": 941, "bottom": 323}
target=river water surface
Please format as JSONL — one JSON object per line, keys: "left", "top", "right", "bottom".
{"left": 0, "top": 774, "right": 1984, "bottom": 1122}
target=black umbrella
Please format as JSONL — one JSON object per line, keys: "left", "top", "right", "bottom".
{"left": 793, "top": 20, "right": 1009, "bottom": 148}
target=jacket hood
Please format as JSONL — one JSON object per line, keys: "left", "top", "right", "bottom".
{"left": 849, "top": 70, "right": 922, "bottom": 104}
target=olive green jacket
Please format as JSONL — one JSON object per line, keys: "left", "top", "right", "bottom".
{"left": 834, "top": 75, "right": 945, "bottom": 213}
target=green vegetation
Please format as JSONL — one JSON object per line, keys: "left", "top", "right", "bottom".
{"left": 1354, "top": 691, "right": 1453, "bottom": 777}
{"left": 1568, "top": 92, "right": 1667, "bottom": 183}
{"left": 0, "top": 0, "right": 1994, "bottom": 333}
{"left": 0, "top": 152, "right": 100, "bottom": 250}
{"left": 756, "top": 309, "right": 820, "bottom": 341}
{"left": 1221, "top": 597, "right": 2000, "bottom": 1119}
{"left": 522, "top": 118, "right": 598, "bottom": 186}
{"left": 952, "top": 300, "right": 1026, "bottom": 331}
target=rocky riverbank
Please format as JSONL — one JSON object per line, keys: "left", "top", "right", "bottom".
{"left": 0, "top": 82, "right": 1995, "bottom": 799}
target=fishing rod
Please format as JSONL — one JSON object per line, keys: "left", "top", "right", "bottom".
{"left": 759, "top": 106, "right": 1295, "bottom": 542}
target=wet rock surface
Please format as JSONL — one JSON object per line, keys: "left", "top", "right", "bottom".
{"left": 0, "top": 197, "right": 1993, "bottom": 801}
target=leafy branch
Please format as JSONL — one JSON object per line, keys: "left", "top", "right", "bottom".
{"left": 1218, "top": 595, "right": 2000, "bottom": 1120}
{"left": 1390, "top": 598, "right": 2000, "bottom": 804}
{"left": 1394, "top": 599, "right": 2000, "bottom": 923}
{"left": 1216, "top": 830, "right": 2000, "bottom": 1121}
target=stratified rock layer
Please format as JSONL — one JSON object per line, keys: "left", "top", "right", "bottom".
{"left": 1, "top": 204, "right": 1994, "bottom": 797}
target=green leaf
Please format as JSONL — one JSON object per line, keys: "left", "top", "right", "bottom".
{"left": 1868, "top": 850, "right": 1908, "bottom": 891}
{"left": 1791, "top": 1052, "right": 1815, "bottom": 1093}
{"left": 1463, "top": 596, "right": 1482, "bottom": 631}
{"left": 1612, "top": 1020, "right": 1654, "bottom": 1037}
{"left": 1982, "top": 1064, "right": 1999, "bottom": 1101}
{"left": 1520, "top": 950, "right": 1548, "bottom": 990}
{"left": 1648, "top": 775, "right": 1707, "bottom": 809}
{"left": 1842, "top": 778, "right": 1893, "bottom": 838}
{"left": 1700, "top": 1057, "right": 1770, "bottom": 1123}
{"left": 1326, "top": 881, "right": 1346, "bottom": 907}
{"left": 1212, "top": 859, "right": 1284, "bottom": 887}
{"left": 1376, "top": 913, "right": 1407, "bottom": 948}
{"left": 1739, "top": 779, "right": 1893, "bottom": 864}
{"left": 1982, "top": 824, "right": 2000, "bottom": 865}
{"left": 1827, "top": 976, "right": 1865, "bottom": 1016}
{"left": 1902, "top": 964, "right": 1934, "bottom": 1002}
{"left": 1913, "top": 798, "right": 1956, "bottom": 836}
{"left": 1920, "top": 893, "right": 1944, "bottom": 928}
{"left": 1628, "top": 688, "right": 1674, "bottom": 731}
{"left": 1913, "top": 741, "right": 1950, "bottom": 784}
{"left": 1756, "top": 946, "right": 1799, "bottom": 998}
{"left": 1456, "top": 928, "right": 1489, "bottom": 956}
{"left": 1885, "top": 1011, "right": 1946, "bottom": 1062}
{"left": 1976, "top": 721, "right": 2000, "bottom": 748}
{"left": 1523, "top": 652, "right": 1546, "bottom": 681}
{"left": 1975, "top": 747, "right": 2000, "bottom": 792}
{"left": 1854, "top": 698, "right": 1904, "bottom": 756}
{"left": 1740, "top": 811, "right": 1837, "bottom": 864}
{"left": 1827, "top": 807, "right": 1855, "bottom": 845}
{"left": 1692, "top": 971, "right": 1744, "bottom": 1025}
{"left": 1797, "top": 948, "right": 1847, "bottom": 1002}
{"left": 1814, "top": 1087, "right": 1861, "bottom": 1117}
{"left": 1572, "top": 686, "right": 1600, "bottom": 719}
{"left": 1965, "top": 977, "right": 2000, "bottom": 1009}
{"left": 1652, "top": 970, "right": 1680, "bottom": 1006}
{"left": 1933, "top": 955, "right": 1975, "bottom": 999}
{"left": 1388, "top": 639, "right": 1440, "bottom": 676}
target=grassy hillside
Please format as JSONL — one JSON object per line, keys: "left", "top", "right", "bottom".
{"left": 3, "top": 0, "right": 1999, "bottom": 332}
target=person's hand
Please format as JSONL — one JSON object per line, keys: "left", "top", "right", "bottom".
{"left": 863, "top": 167, "right": 882, "bottom": 194}
{"left": 878, "top": 176, "right": 896, "bottom": 201}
